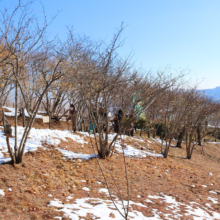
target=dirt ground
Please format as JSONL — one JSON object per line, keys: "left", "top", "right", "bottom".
{"left": 0, "top": 114, "right": 219, "bottom": 219}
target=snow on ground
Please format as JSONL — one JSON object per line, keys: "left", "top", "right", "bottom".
{"left": 207, "top": 142, "right": 220, "bottom": 144}
{"left": 57, "top": 148, "right": 96, "bottom": 160}
{"left": 0, "top": 122, "right": 165, "bottom": 165}
{"left": 114, "top": 142, "right": 163, "bottom": 158}
{"left": 49, "top": 193, "right": 220, "bottom": 220}
{"left": 0, "top": 122, "right": 218, "bottom": 219}
{"left": 208, "top": 197, "right": 218, "bottom": 204}
{"left": 150, "top": 137, "right": 168, "bottom": 145}
{"left": 0, "top": 126, "right": 44, "bottom": 164}
{"left": 0, "top": 126, "right": 90, "bottom": 164}
{"left": 37, "top": 110, "right": 47, "bottom": 114}
{"left": 3, "top": 107, "right": 20, "bottom": 117}
{"left": 147, "top": 194, "right": 220, "bottom": 220}
{"left": 99, "top": 188, "right": 109, "bottom": 195}
{"left": 3, "top": 106, "right": 43, "bottom": 118}
{"left": 107, "top": 133, "right": 164, "bottom": 158}
{"left": 29, "top": 128, "right": 88, "bottom": 146}
{"left": 49, "top": 197, "right": 150, "bottom": 220}
{"left": 0, "top": 189, "right": 5, "bottom": 197}
{"left": 0, "top": 123, "right": 164, "bottom": 164}
{"left": 130, "top": 137, "right": 145, "bottom": 142}
{"left": 23, "top": 108, "right": 43, "bottom": 119}
{"left": 0, "top": 124, "right": 163, "bottom": 164}
{"left": 82, "top": 187, "right": 90, "bottom": 192}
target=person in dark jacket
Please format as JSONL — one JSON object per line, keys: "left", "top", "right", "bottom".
{"left": 118, "top": 109, "right": 123, "bottom": 122}
{"left": 66, "top": 104, "right": 77, "bottom": 132}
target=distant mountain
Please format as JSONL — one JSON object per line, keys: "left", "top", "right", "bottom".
{"left": 201, "top": 86, "right": 220, "bottom": 101}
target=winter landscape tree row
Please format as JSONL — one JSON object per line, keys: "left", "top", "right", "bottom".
{"left": 0, "top": 1, "right": 220, "bottom": 164}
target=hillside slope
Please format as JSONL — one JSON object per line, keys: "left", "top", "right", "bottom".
{"left": 0, "top": 109, "right": 219, "bottom": 219}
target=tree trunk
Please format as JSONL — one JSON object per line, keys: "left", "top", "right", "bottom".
{"left": 163, "top": 142, "right": 169, "bottom": 158}
{"left": 176, "top": 127, "right": 185, "bottom": 148}
{"left": 99, "top": 142, "right": 109, "bottom": 159}
{"left": 6, "top": 137, "right": 15, "bottom": 164}
{"left": 2, "top": 108, "right": 5, "bottom": 127}
{"left": 197, "top": 123, "right": 202, "bottom": 146}
{"left": 186, "top": 134, "right": 192, "bottom": 159}
{"left": 15, "top": 155, "right": 23, "bottom": 164}
{"left": 52, "top": 91, "right": 62, "bottom": 115}
{"left": 14, "top": 78, "right": 18, "bottom": 160}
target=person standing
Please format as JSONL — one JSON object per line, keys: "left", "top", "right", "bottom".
{"left": 66, "top": 104, "right": 77, "bottom": 132}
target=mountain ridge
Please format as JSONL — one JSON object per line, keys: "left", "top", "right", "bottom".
{"left": 200, "top": 86, "right": 220, "bottom": 101}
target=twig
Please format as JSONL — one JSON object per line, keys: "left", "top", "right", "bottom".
{"left": 88, "top": 132, "right": 127, "bottom": 219}
{"left": 120, "top": 135, "right": 130, "bottom": 218}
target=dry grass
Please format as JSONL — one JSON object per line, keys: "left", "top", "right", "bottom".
{"left": 0, "top": 119, "right": 220, "bottom": 219}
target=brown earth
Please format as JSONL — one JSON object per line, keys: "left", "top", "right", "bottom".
{"left": 0, "top": 113, "right": 219, "bottom": 219}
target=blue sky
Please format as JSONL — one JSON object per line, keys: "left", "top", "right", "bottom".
{"left": 2, "top": 0, "right": 220, "bottom": 89}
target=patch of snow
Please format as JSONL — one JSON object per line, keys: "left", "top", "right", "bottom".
{"left": 82, "top": 187, "right": 90, "bottom": 191}
{"left": 99, "top": 188, "right": 109, "bottom": 195}
{"left": 49, "top": 199, "right": 63, "bottom": 208}
{"left": 146, "top": 151, "right": 164, "bottom": 157}
{"left": 3, "top": 106, "right": 20, "bottom": 116}
{"left": 208, "top": 197, "right": 218, "bottom": 204}
{"left": 132, "top": 137, "right": 144, "bottom": 142}
{"left": 202, "top": 185, "right": 207, "bottom": 188}
{"left": 49, "top": 193, "right": 220, "bottom": 220}
{"left": 48, "top": 194, "right": 52, "bottom": 197}
{"left": 205, "top": 203, "right": 212, "bottom": 208}
{"left": 57, "top": 148, "right": 96, "bottom": 160}
{"left": 148, "top": 195, "right": 161, "bottom": 199}
{"left": 209, "top": 191, "right": 217, "bottom": 195}
{"left": 115, "top": 143, "right": 163, "bottom": 158}
{"left": 147, "top": 194, "right": 220, "bottom": 220}
{"left": 145, "top": 199, "right": 153, "bottom": 203}
{"left": 3, "top": 106, "right": 43, "bottom": 118}
{"left": 7, "top": 188, "right": 12, "bottom": 192}
{"left": 0, "top": 189, "right": 5, "bottom": 196}
{"left": 150, "top": 138, "right": 164, "bottom": 145}
{"left": 209, "top": 172, "right": 213, "bottom": 176}
{"left": 37, "top": 110, "right": 47, "bottom": 114}
{"left": 23, "top": 108, "right": 43, "bottom": 119}
{"left": 49, "top": 197, "right": 148, "bottom": 220}
{"left": 0, "top": 126, "right": 89, "bottom": 164}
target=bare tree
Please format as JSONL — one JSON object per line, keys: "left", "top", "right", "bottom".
{"left": 0, "top": 0, "right": 64, "bottom": 164}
